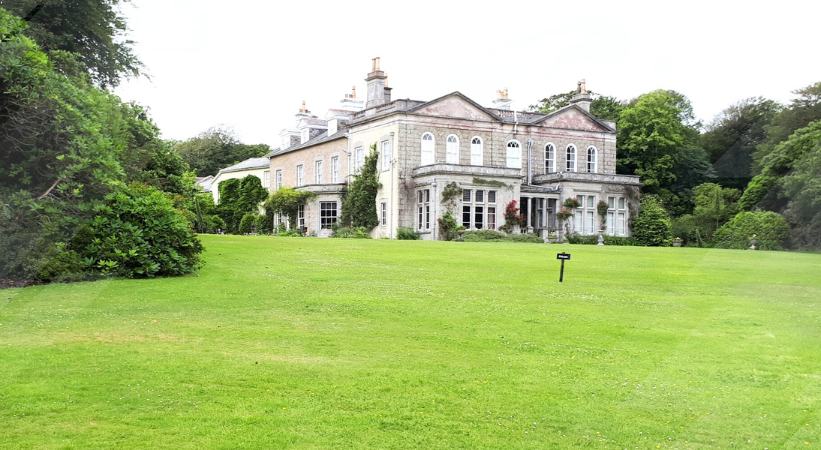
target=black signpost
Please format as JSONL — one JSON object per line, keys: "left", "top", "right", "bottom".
{"left": 556, "top": 252, "right": 571, "bottom": 282}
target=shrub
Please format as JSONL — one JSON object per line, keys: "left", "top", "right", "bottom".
{"left": 264, "top": 187, "right": 315, "bottom": 229}
{"left": 277, "top": 228, "right": 303, "bottom": 237}
{"left": 632, "top": 196, "right": 673, "bottom": 246}
{"left": 566, "top": 234, "right": 637, "bottom": 246}
{"left": 462, "top": 229, "right": 505, "bottom": 242}
{"left": 501, "top": 200, "right": 523, "bottom": 232}
{"left": 714, "top": 211, "right": 789, "bottom": 250}
{"left": 397, "top": 227, "right": 420, "bottom": 240}
{"left": 340, "top": 144, "right": 380, "bottom": 230}
{"left": 255, "top": 214, "right": 272, "bottom": 234}
{"left": 462, "top": 230, "right": 542, "bottom": 243}
{"left": 239, "top": 213, "right": 260, "bottom": 234}
{"left": 438, "top": 211, "right": 462, "bottom": 241}
{"left": 73, "top": 184, "right": 202, "bottom": 278}
{"left": 563, "top": 197, "right": 580, "bottom": 209}
{"left": 332, "top": 226, "right": 371, "bottom": 238}
{"left": 671, "top": 214, "right": 703, "bottom": 247}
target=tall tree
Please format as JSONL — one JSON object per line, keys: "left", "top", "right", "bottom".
{"left": 754, "top": 82, "right": 821, "bottom": 169}
{"left": 1, "top": 0, "right": 140, "bottom": 87}
{"left": 616, "top": 89, "right": 711, "bottom": 214}
{"left": 701, "top": 97, "right": 780, "bottom": 190}
{"left": 174, "top": 128, "right": 270, "bottom": 176}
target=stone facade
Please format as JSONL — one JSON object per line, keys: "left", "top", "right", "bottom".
{"left": 266, "top": 63, "right": 640, "bottom": 239}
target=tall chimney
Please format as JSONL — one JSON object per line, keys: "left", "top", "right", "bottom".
{"left": 492, "top": 88, "right": 512, "bottom": 110}
{"left": 570, "top": 79, "right": 592, "bottom": 112}
{"left": 365, "top": 57, "right": 388, "bottom": 108}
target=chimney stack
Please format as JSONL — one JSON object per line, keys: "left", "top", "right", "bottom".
{"left": 492, "top": 88, "right": 512, "bottom": 110}
{"left": 570, "top": 79, "right": 592, "bottom": 112}
{"left": 365, "top": 57, "right": 388, "bottom": 108}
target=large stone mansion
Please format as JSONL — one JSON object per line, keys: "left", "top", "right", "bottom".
{"left": 212, "top": 58, "right": 641, "bottom": 239}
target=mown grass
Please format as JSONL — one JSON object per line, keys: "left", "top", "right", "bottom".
{"left": 1, "top": 235, "right": 819, "bottom": 448}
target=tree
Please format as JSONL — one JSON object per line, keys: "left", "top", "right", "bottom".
{"left": 1, "top": 0, "right": 140, "bottom": 87}
{"left": 740, "top": 120, "right": 821, "bottom": 211}
{"left": 340, "top": 145, "right": 380, "bottom": 230}
{"left": 264, "top": 187, "right": 315, "bottom": 230}
{"left": 214, "top": 175, "right": 267, "bottom": 233}
{"left": 632, "top": 196, "right": 672, "bottom": 246}
{"left": 754, "top": 82, "right": 821, "bottom": 168}
{"left": 617, "top": 90, "right": 708, "bottom": 214}
{"left": 691, "top": 183, "right": 740, "bottom": 242}
{"left": 781, "top": 141, "right": 821, "bottom": 249}
{"left": 701, "top": 97, "right": 780, "bottom": 190}
{"left": 173, "top": 128, "right": 270, "bottom": 176}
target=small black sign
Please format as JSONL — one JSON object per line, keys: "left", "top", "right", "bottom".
{"left": 556, "top": 253, "right": 571, "bottom": 260}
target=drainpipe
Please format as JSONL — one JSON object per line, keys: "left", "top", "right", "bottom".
{"left": 390, "top": 131, "right": 395, "bottom": 239}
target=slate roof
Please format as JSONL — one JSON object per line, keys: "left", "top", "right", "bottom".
{"left": 217, "top": 157, "right": 270, "bottom": 174}
{"left": 268, "top": 128, "right": 348, "bottom": 158}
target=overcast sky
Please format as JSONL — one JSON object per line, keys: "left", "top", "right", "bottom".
{"left": 114, "top": 0, "right": 821, "bottom": 147}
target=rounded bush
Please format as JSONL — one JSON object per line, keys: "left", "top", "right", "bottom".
{"left": 714, "top": 211, "right": 789, "bottom": 250}
{"left": 75, "top": 184, "right": 202, "bottom": 278}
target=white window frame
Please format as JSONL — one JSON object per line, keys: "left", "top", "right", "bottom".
{"left": 417, "top": 189, "right": 431, "bottom": 231}
{"left": 445, "top": 134, "right": 459, "bottom": 164}
{"left": 587, "top": 146, "right": 598, "bottom": 173}
{"left": 330, "top": 156, "right": 340, "bottom": 183}
{"left": 545, "top": 143, "right": 556, "bottom": 173}
{"left": 461, "top": 188, "right": 497, "bottom": 230}
{"left": 319, "top": 201, "right": 338, "bottom": 229}
{"left": 315, "top": 160, "right": 323, "bottom": 184}
{"left": 381, "top": 139, "right": 392, "bottom": 171}
{"left": 263, "top": 170, "right": 270, "bottom": 188}
{"left": 470, "top": 136, "right": 483, "bottom": 166}
{"left": 296, "top": 164, "right": 304, "bottom": 187}
{"left": 421, "top": 132, "right": 435, "bottom": 166}
{"left": 297, "top": 204, "right": 305, "bottom": 231}
{"left": 275, "top": 169, "right": 283, "bottom": 190}
{"left": 380, "top": 201, "right": 387, "bottom": 226}
{"left": 354, "top": 146, "right": 364, "bottom": 173}
{"left": 566, "top": 144, "right": 577, "bottom": 172}
{"left": 506, "top": 140, "right": 522, "bottom": 169}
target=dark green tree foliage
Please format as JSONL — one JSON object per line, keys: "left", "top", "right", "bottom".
{"left": 617, "top": 90, "right": 712, "bottom": 214}
{"left": 215, "top": 176, "right": 266, "bottom": 233}
{"left": 691, "top": 182, "right": 740, "bottom": 242}
{"left": 701, "top": 98, "right": 780, "bottom": 189}
{"left": 1, "top": 0, "right": 140, "bottom": 87}
{"left": 174, "top": 128, "right": 271, "bottom": 176}
{"left": 340, "top": 145, "right": 380, "bottom": 230}
{"left": 754, "top": 82, "right": 821, "bottom": 168}
{"left": 713, "top": 211, "right": 789, "bottom": 250}
{"left": 73, "top": 184, "right": 202, "bottom": 277}
{"left": 740, "top": 120, "right": 821, "bottom": 212}
{"left": 781, "top": 139, "right": 821, "bottom": 249}
{"left": 263, "top": 187, "right": 315, "bottom": 230}
{"left": 632, "top": 196, "right": 672, "bottom": 246}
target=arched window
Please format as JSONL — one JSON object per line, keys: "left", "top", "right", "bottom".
{"left": 566, "top": 144, "right": 577, "bottom": 172}
{"left": 506, "top": 140, "right": 522, "bottom": 169}
{"left": 544, "top": 143, "right": 556, "bottom": 173}
{"left": 420, "top": 132, "right": 435, "bottom": 166}
{"left": 470, "top": 137, "right": 483, "bottom": 166}
{"left": 446, "top": 134, "right": 459, "bottom": 164}
{"left": 587, "top": 146, "right": 598, "bottom": 173}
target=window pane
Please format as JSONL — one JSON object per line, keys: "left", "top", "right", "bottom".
{"left": 475, "top": 190, "right": 484, "bottom": 203}
{"left": 488, "top": 190, "right": 496, "bottom": 203}
{"left": 425, "top": 205, "right": 430, "bottom": 229}
{"left": 475, "top": 206, "right": 484, "bottom": 229}
{"left": 588, "top": 195, "right": 594, "bottom": 207}
{"left": 618, "top": 197, "right": 625, "bottom": 209}
{"left": 462, "top": 205, "right": 471, "bottom": 228}
{"left": 608, "top": 196, "right": 615, "bottom": 209}
{"left": 424, "top": 190, "right": 430, "bottom": 202}
{"left": 463, "top": 189, "right": 471, "bottom": 202}
{"left": 488, "top": 207, "right": 496, "bottom": 230}
{"left": 576, "top": 195, "right": 584, "bottom": 207}
{"left": 418, "top": 191, "right": 423, "bottom": 203}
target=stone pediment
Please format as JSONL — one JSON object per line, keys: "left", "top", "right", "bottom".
{"left": 535, "top": 106, "right": 614, "bottom": 132}
{"left": 411, "top": 93, "right": 498, "bottom": 121}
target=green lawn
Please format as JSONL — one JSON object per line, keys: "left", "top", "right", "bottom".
{"left": 1, "top": 236, "right": 819, "bottom": 449}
